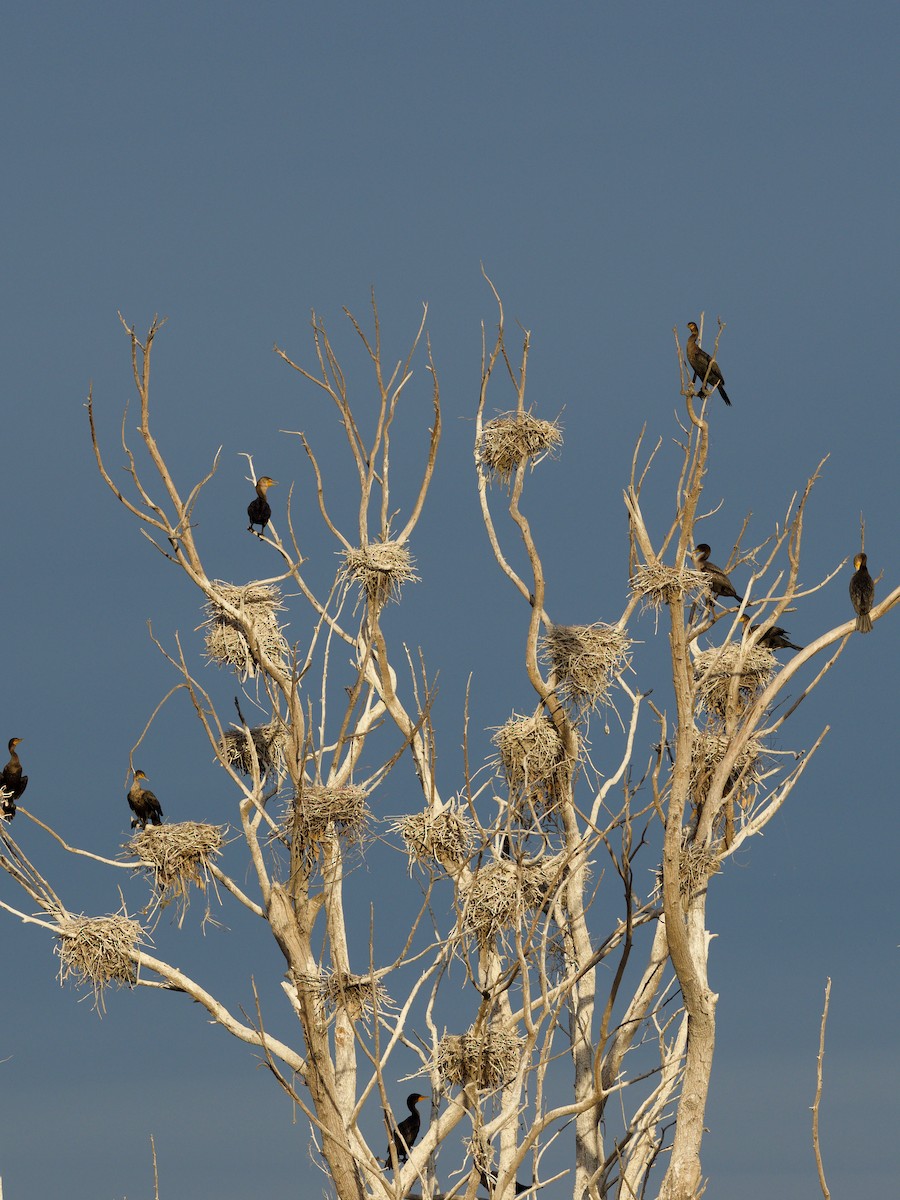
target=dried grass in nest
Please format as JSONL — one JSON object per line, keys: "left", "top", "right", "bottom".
{"left": 541, "top": 623, "right": 632, "bottom": 708}
{"left": 219, "top": 721, "right": 287, "bottom": 777}
{"left": 693, "top": 645, "right": 775, "bottom": 716}
{"left": 297, "top": 970, "right": 391, "bottom": 1026}
{"left": 678, "top": 835, "right": 721, "bottom": 896}
{"left": 341, "top": 543, "right": 418, "bottom": 607}
{"left": 494, "top": 714, "right": 577, "bottom": 811}
{"left": 202, "top": 582, "right": 289, "bottom": 679}
{"left": 286, "top": 783, "right": 371, "bottom": 851}
{"left": 55, "top": 913, "right": 144, "bottom": 1009}
{"left": 460, "top": 855, "right": 567, "bottom": 944}
{"left": 630, "top": 563, "right": 710, "bottom": 610}
{"left": 690, "top": 731, "right": 762, "bottom": 808}
{"left": 393, "top": 805, "right": 475, "bottom": 870}
{"left": 127, "top": 822, "right": 226, "bottom": 908}
{"left": 479, "top": 411, "right": 563, "bottom": 483}
{"left": 436, "top": 1028, "right": 523, "bottom": 1089}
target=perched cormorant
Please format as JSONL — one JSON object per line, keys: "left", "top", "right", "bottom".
{"left": 686, "top": 321, "right": 732, "bottom": 406}
{"left": 1, "top": 738, "right": 28, "bottom": 820}
{"left": 128, "top": 770, "right": 164, "bottom": 830}
{"left": 693, "top": 544, "right": 743, "bottom": 605}
{"left": 384, "top": 1092, "right": 427, "bottom": 1167}
{"left": 739, "top": 615, "right": 803, "bottom": 651}
{"left": 849, "top": 552, "right": 874, "bottom": 633}
{"left": 247, "top": 475, "right": 277, "bottom": 535}
{"left": 479, "top": 1168, "right": 531, "bottom": 1195}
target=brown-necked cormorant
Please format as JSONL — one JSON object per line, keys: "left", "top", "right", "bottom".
{"left": 849, "top": 552, "right": 874, "bottom": 633}
{"left": 128, "top": 770, "right": 164, "bottom": 830}
{"left": 686, "top": 322, "right": 732, "bottom": 406}
{"left": 740, "top": 615, "right": 803, "bottom": 651}
{"left": 693, "top": 543, "right": 743, "bottom": 604}
{"left": 247, "top": 476, "right": 277, "bottom": 535}
{"left": 1, "top": 738, "right": 28, "bottom": 820}
{"left": 384, "top": 1092, "right": 427, "bottom": 1168}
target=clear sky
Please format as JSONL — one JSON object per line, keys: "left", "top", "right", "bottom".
{"left": 1, "top": 3, "right": 897, "bottom": 1198}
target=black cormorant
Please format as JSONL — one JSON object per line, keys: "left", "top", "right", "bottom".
{"left": 128, "top": 770, "right": 164, "bottom": 830}
{"left": 384, "top": 1092, "right": 427, "bottom": 1167}
{"left": 1, "top": 738, "right": 27, "bottom": 820}
{"left": 849, "top": 552, "right": 874, "bottom": 633}
{"left": 686, "top": 321, "right": 732, "bottom": 406}
{"left": 740, "top": 615, "right": 803, "bottom": 651}
{"left": 247, "top": 476, "right": 277, "bottom": 535}
{"left": 693, "top": 544, "right": 743, "bottom": 604}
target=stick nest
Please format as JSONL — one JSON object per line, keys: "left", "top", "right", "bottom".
{"left": 202, "top": 582, "right": 289, "bottom": 679}
{"left": 285, "top": 783, "right": 371, "bottom": 853}
{"left": 679, "top": 835, "right": 722, "bottom": 896}
{"left": 55, "top": 913, "right": 145, "bottom": 1010}
{"left": 297, "top": 970, "right": 391, "bottom": 1026}
{"left": 219, "top": 721, "right": 287, "bottom": 777}
{"left": 630, "top": 563, "right": 710, "bottom": 610}
{"left": 693, "top": 645, "right": 775, "bottom": 716}
{"left": 541, "top": 623, "right": 632, "bottom": 708}
{"left": 690, "top": 731, "right": 762, "bottom": 809}
{"left": 436, "top": 1028, "right": 524, "bottom": 1089}
{"left": 479, "top": 411, "right": 563, "bottom": 483}
{"left": 494, "top": 714, "right": 577, "bottom": 812}
{"left": 393, "top": 804, "right": 475, "bottom": 871}
{"left": 127, "top": 822, "right": 226, "bottom": 908}
{"left": 460, "top": 855, "right": 567, "bottom": 945}
{"left": 341, "top": 543, "right": 418, "bottom": 607}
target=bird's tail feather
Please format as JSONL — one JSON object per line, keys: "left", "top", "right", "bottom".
{"left": 856, "top": 613, "right": 873, "bottom": 633}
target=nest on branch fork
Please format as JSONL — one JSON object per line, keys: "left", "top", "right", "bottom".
{"left": 201, "top": 581, "right": 289, "bottom": 679}
{"left": 478, "top": 410, "right": 563, "bottom": 484}
{"left": 55, "top": 913, "right": 145, "bottom": 1010}
{"left": 341, "top": 543, "right": 418, "bottom": 608}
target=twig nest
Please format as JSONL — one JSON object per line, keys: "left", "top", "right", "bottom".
{"left": 494, "top": 714, "right": 577, "bottom": 811}
{"left": 479, "top": 410, "right": 562, "bottom": 483}
{"left": 201, "top": 581, "right": 289, "bottom": 679}
{"left": 678, "top": 834, "right": 721, "bottom": 896}
{"left": 341, "top": 542, "right": 418, "bottom": 608}
{"left": 437, "top": 1028, "right": 523, "bottom": 1089}
{"left": 630, "top": 563, "right": 710, "bottom": 610}
{"left": 297, "top": 969, "right": 391, "bottom": 1027}
{"left": 690, "top": 730, "right": 761, "bottom": 809}
{"left": 219, "top": 721, "right": 287, "bottom": 777}
{"left": 55, "top": 913, "right": 145, "bottom": 1010}
{"left": 460, "top": 855, "right": 567, "bottom": 944}
{"left": 541, "top": 623, "right": 632, "bottom": 709}
{"left": 393, "top": 804, "right": 475, "bottom": 871}
{"left": 285, "top": 783, "right": 371, "bottom": 853}
{"left": 126, "top": 822, "right": 226, "bottom": 910}
{"left": 693, "top": 645, "right": 775, "bottom": 717}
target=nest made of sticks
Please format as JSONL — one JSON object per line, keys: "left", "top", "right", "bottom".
{"left": 219, "top": 720, "right": 287, "bottom": 777}
{"left": 55, "top": 913, "right": 144, "bottom": 1009}
{"left": 437, "top": 1028, "right": 524, "bottom": 1090}
{"left": 341, "top": 542, "right": 418, "bottom": 608}
{"left": 393, "top": 804, "right": 475, "bottom": 871}
{"left": 285, "top": 783, "right": 371, "bottom": 854}
{"left": 678, "top": 835, "right": 722, "bottom": 896}
{"left": 693, "top": 644, "right": 775, "bottom": 717}
{"left": 541, "top": 623, "right": 632, "bottom": 709}
{"left": 690, "top": 730, "right": 762, "bottom": 809}
{"left": 460, "top": 854, "right": 567, "bottom": 945}
{"left": 127, "top": 822, "right": 226, "bottom": 906}
{"left": 479, "top": 410, "right": 563, "bottom": 484}
{"left": 297, "top": 969, "right": 391, "bottom": 1027}
{"left": 630, "top": 562, "right": 711, "bottom": 611}
{"left": 201, "top": 582, "right": 289, "bottom": 679}
{"left": 494, "top": 714, "right": 577, "bottom": 812}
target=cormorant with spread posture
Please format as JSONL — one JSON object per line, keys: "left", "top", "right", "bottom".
{"left": 849, "top": 552, "right": 874, "bottom": 633}
{"left": 1, "top": 738, "right": 28, "bottom": 820}
{"left": 384, "top": 1093, "right": 427, "bottom": 1168}
{"left": 128, "top": 770, "right": 164, "bottom": 830}
{"left": 740, "top": 615, "right": 803, "bottom": 651}
{"left": 693, "top": 544, "right": 743, "bottom": 605}
{"left": 247, "top": 475, "right": 277, "bottom": 535}
{"left": 686, "top": 321, "right": 732, "bottom": 406}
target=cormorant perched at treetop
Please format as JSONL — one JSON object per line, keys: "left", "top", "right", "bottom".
{"left": 686, "top": 321, "right": 732, "bottom": 406}
{"left": 739, "top": 615, "right": 803, "bottom": 651}
{"left": 849, "top": 552, "right": 874, "bottom": 633}
{"left": 247, "top": 475, "right": 277, "bottom": 535}
{"left": 128, "top": 770, "right": 164, "bottom": 830}
{"left": 384, "top": 1092, "right": 427, "bottom": 1167}
{"left": 693, "top": 544, "right": 743, "bottom": 605}
{"left": 1, "top": 738, "right": 28, "bottom": 820}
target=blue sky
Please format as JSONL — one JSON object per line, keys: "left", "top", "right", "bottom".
{"left": 1, "top": 3, "right": 897, "bottom": 1197}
